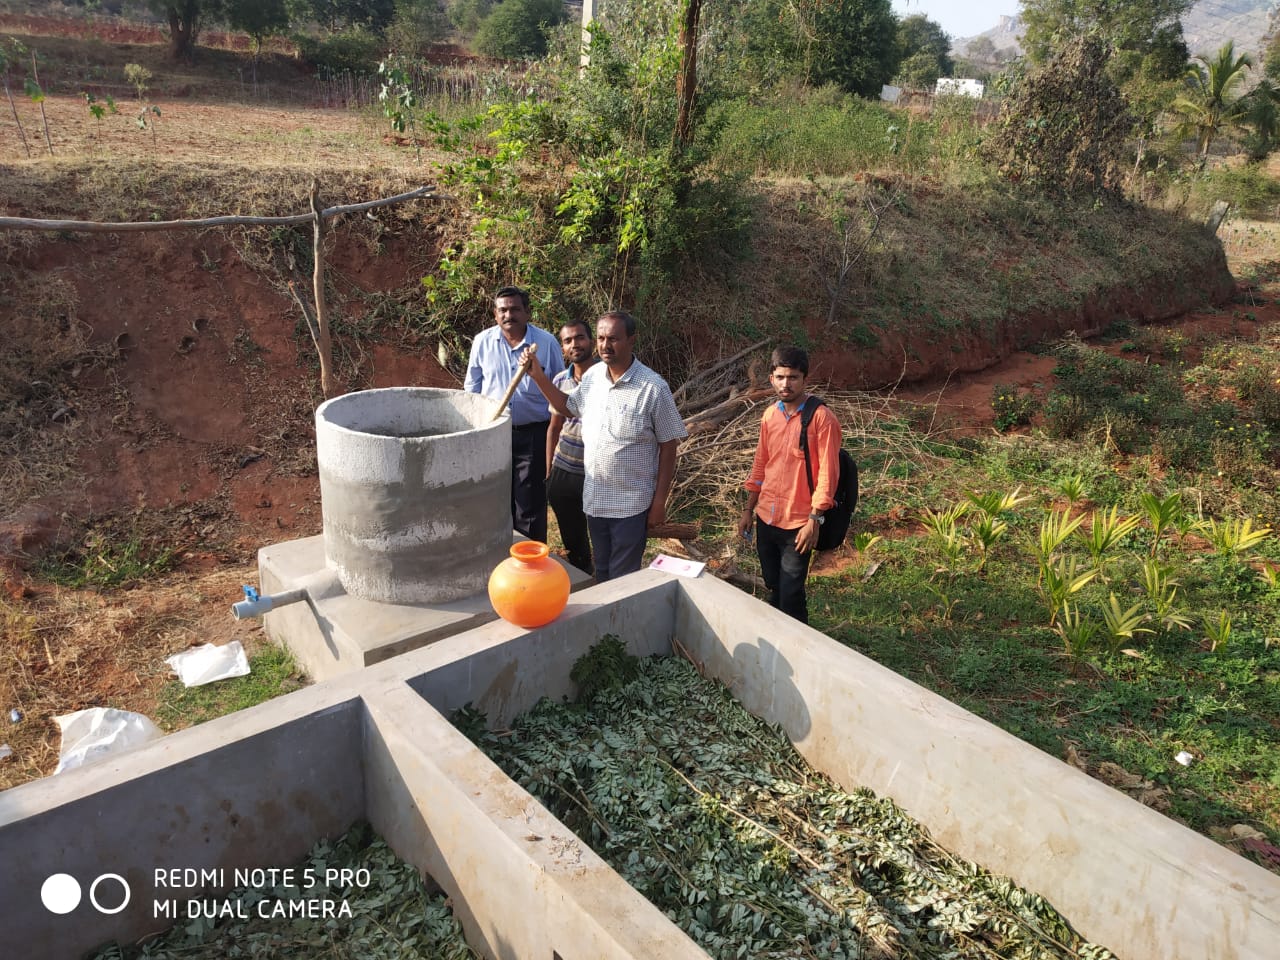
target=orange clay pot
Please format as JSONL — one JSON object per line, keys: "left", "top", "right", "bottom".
{"left": 487, "top": 541, "right": 571, "bottom": 629}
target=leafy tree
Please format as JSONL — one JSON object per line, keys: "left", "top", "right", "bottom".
{"left": 1264, "top": 30, "right": 1280, "bottom": 83}
{"left": 293, "top": 0, "right": 396, "bottom": 32}
{"left": 897, "top": 14, "right": 952, "bottom": 77}
{"left": 1174, "top": 42, "right": 1253, "bottom": 162}
{"left": 896, "top": 51, "right": 944, "bottom": 89}
{"left": 474, "top": 0, "right": 567, "bottom": 59}
{"left": 145, "top": 0, "right": 226, "bottom": 59}
{"left": 966, "top": 35, "right": 997, "bottom": 62}
{"left": 450, "top": 0, "right": 496, "bottom": 35}
{"left": 1242, "top": 78, "right": 1280, "bottom": 163}
{"left": 224, "top": 0, "right": 290, "bottom": 53}
{"left": 986, "top": 33, "right": 1132, "bottom": 195}
{"left": 385, "top": 0, "right": 451, "bottom": 55}
{"left": 1021, "top": 0, "right": 1193, "bottom": 75}
{"left": 806, "top": 0, "right": 900, "bottom": 98}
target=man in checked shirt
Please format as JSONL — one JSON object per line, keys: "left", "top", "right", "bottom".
{"left": 520, "top": 310, "right": 687, "bottom": 581}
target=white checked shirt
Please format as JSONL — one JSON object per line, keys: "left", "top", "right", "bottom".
{"left": 564, "top": 359, "right": 687, "bottom": 518}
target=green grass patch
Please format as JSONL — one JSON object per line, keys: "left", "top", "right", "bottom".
{"left": 37, "top": 528, "right": 177, "bottom": 590}
{"left": 154, "top": 645, "right": 304, "bottom": 730}
{"left": 762, "top": 339, "right": 1280, "bottom": 870}
{"left": 710, "top": 87, "right": 938, "bottom": 177}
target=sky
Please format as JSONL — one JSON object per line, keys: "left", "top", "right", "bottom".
{"left": 890, "top": 1, "right": 1020, "bottom": 40}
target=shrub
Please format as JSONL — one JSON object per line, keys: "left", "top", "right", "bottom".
{"left": 296, "top": 27, "right": 383, "bottom": 74}
{"left": 991, "top": 383, "right": 1035, "bottom": 431}
{"left": 475, "top": 0, "right": 566, "bottom": 59}
{"left": 986, "top": 34, "right": 1132, "bottom": 195}
{"left": 1042, "top": 393, "right": 1090, "bottom": 440}
{"left": 1150, "top": 424, "right": 1211, "bottom": 472}
{"left": 1189, "top": 163, "right": 1280, "bottom": 219}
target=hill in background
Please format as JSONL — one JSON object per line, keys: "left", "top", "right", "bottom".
{"left": 956, "top": 0, "right": 1278, "bottom": 59}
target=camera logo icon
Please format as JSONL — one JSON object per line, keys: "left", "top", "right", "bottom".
{"left": 41, "top": 873, "right": 131, "bottom": 915}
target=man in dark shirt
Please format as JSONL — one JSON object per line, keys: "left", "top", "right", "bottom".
{"left": 546, "top": 319, "right": 598, "bottom": 574}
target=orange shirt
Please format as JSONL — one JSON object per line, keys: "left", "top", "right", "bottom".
{"left": 744, "top": 399, "right": 841, "bottom": 530}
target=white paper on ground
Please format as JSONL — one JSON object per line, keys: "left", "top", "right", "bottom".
{"left": 0, "top": 744, "right": 12, "bottom": 760}
{"left": 54, "top": 707, "right": 163, "bottom": 774}
{"left": 649, "top": 554, "right": 706, "bottom": 578}
{"left": 165, "top": 641, "right": 251, "bottom": 687}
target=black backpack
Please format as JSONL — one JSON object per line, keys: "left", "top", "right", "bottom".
{"left": 799, "top": 396, "right": 858, "bottom": 551}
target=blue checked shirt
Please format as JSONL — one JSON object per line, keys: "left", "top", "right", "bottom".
{"left": 464, "top": 324, "right": 564, "bottom": 426}
{"left": 564, "top": 359, "right": 687, "bottom": 518}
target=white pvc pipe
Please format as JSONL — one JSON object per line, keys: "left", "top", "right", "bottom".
{"left": 231, "top": 588, "right": 307, "bottom": 620}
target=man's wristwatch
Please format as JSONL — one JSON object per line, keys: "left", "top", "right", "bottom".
{"left": 809, "top": 513, "right": 824, "bottom": 525}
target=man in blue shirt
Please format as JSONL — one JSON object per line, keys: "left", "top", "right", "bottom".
{"left": 464, "top": 286, "right": 565, "bottom": 542}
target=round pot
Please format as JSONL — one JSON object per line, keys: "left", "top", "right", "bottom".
{"left": 487, "top": 541, "right": 571, "bottom": 629}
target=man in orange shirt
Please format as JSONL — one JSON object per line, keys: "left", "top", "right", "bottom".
{"left": 736, "top": 346, "right": 841, "bottom": 624}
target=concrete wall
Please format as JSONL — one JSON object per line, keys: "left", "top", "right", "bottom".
{"left": 3, "top": 570, "right": 1277, "bottom": 960}
{"left": 0, "top": 687, "right": 366, "bottom": 958}
{"left": 401, "top": 571, "right": 1280, "bottom": 960}
{"left": 0, "top": 576, "right": 693, "bottom": 960}
{"left": 672, "top": 574, "right": 1280, "bottom": 960}
{"left": 362, "top": 682, "right": 704, "bottom": 960}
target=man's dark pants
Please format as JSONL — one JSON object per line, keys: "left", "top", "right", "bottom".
{"left": 587, "top": 510, "right": 649, "bottom": 582}
{"left": 547, "top": 465, "right": 592, "bottom": 574}
{"left": 755, "top": 517, "right": 814, "bottom": 624}
{"left": 511, "top": 421, "right": 549, "bottom": 542}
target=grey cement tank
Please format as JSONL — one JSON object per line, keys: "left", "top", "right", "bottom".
{"left": 315, "top": 387, "right": 510, "bottom": 603}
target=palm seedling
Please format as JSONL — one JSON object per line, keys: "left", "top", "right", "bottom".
{"left": 1260, "top": 563, "right": 1279, "bottom": 590}
{"left": 1054, "top": 601, "right": 1099, "bottom": 663}
{"left": 971, "top": 514, "right": 1007, "bottom": 570}
{"left": 1137, "top": 491, "right": 1183, "bottom": 556}
{"left": 851, "top": 531, "right": 882, "bottom": 555}
{"left": 964, "top": 485, "right": 1030, "bottom": 518}
{"left": 1203, "top": 517, "right": 1272, "bottom": 557}
{"left": 1040, "top": 556, "right": 1097, "bottom": 626}
{"left": 1171, "top": 509, "right": 1205, "bottom": 547}
{"left": 1204, "top": 611, "right": 1233, "bottom": 652}
{"left": 1100, "top": 594, "right": 1153, "bottom": 657}
{"left": 1138, "top": 558, "right": 1193, "bottom": 633}
{"left": 1077, "top": 505, "right": 1140, "bottom": 579}
{"left": 1052, "top": 474, "right": 1087, "bottom": 508}
{"left": 920, "top": 502, "right": 969, "bottom": 569}
{"left": 1033, "top": 509, "right": 1086, "bottom": 570}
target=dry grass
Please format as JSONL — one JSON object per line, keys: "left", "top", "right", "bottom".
{"left": 0, "top": 561, "right": 266, "bottom": 789}
{"left": 0, "top": 272, "right": 118, "bottom": 516}
{"left": 673, "top": 386, "right": 956, "bottom": 527}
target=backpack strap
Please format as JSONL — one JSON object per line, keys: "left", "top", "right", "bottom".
{"left": 798, "top": 396, "right": 824, "bottom": 494}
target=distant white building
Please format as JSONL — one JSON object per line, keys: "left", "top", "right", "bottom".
{"left": 935, "top": 78, "right": 985, "bottom": 99}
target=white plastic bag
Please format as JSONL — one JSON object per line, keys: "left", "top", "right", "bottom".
{"left": 165, "top": 641, "right": 251, "bottom": 687}
{"left": 54, "top": 708, "right": 163, "bottom": 774}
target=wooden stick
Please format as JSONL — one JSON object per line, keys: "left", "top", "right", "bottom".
{"left": 490, "top": 344, "right": 535, "bottom": 422}
{"left": 672, "top": 337, "right": 771, "bottom": 402}
{"left": 31, "top": 52, "right": 52, "bottom": 156}
{"left": 3, "top": 78, "right": 31, "bottom": 159}
{"left": 309, "top": 181, "right": 334, "bottom": 400}
{"left": 0, "top": 185, "right": 443, "bottom": 233}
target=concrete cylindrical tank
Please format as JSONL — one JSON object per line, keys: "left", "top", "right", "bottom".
{"left": 315, "top": 388, "right": 511, "bottom": 603}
